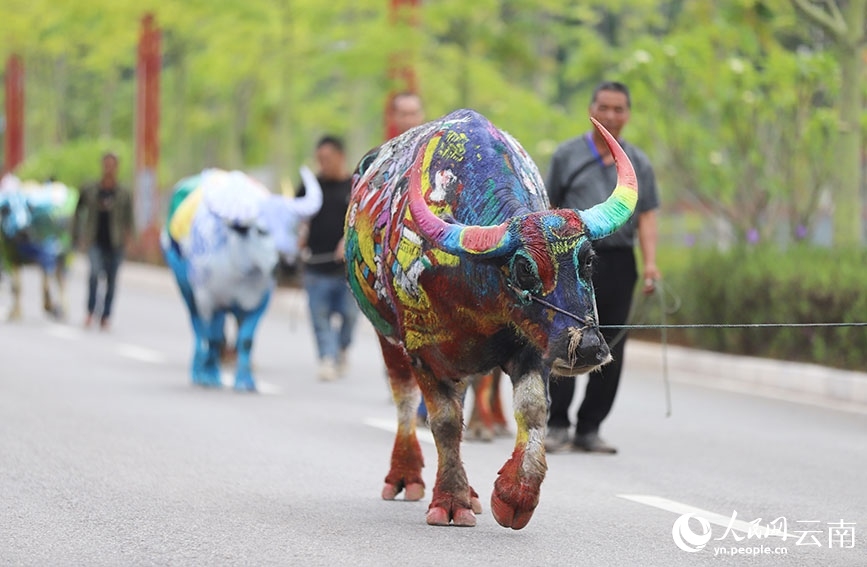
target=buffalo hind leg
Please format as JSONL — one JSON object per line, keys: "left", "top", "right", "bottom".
{"left": 8, "top": 267, "right": 22, "bottom": 321}
{"left": 490, "top": 367, "right": 548, "bottom": 530}
{"left": 466, "top": 372, "right": 496, "bottom": 442}
{"left": 231, "top": 293, "right": 270, "bottom": 392}
{"left": 489, "top": 369, "right": 511, "bottom": 437}
{"left": 379, "top": 335, "right": 425, "bottom": 502}
{"left": 415, "top": 369, "right": 481, "bottom": 527}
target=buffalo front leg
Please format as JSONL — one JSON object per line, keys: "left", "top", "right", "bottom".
{"left": 490, "top": 368, "right": 548, "bottom": 530}
{"left": 416, "top": 369, "right": 481, "bottom": 527}
{"left": 231, "top": 293, "right": 270, "bottom": 392}
{"left": 191, "top": 313, "right": 224, "bottom": 387}
{"left": 378, "top": 335, "right": 425, "bottom": 502}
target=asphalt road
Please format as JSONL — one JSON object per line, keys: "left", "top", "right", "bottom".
{"left": 1, "top": 260, "right": 865, "bottom": 567}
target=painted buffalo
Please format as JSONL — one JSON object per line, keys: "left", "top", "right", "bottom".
{"left": 161, "top": 167, "right": 321, "bottom": 391}
{"left": 0, "top": 175, "right": 77, "bottom": 321}
{"left": 344, "top": 109, "right": 637, "bottom": 528}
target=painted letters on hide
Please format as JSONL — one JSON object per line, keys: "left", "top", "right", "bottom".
{"left": 161, "top": 167, "right": 321, "bottom": 391}
{"left": 345, "top": 109, "right": 637, "bottom": 529}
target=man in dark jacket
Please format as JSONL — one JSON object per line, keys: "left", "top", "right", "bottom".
{"left": 72, "top": 152, "right": 134, "bottom": 330}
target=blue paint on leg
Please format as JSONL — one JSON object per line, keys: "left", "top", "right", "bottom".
{"left": 231, "top": 292, "right": 270, "bottom": 392}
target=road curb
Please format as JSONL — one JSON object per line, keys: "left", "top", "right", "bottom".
{"left": 626, "top": 340, "right": 867, "bottom": 408}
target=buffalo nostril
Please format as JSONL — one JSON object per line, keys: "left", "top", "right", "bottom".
{"left": 579, "top": 330, "right": 603, "bottom": 350}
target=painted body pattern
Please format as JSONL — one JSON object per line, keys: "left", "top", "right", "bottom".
{"left": 345, "top": 109, "right": 639, "bottom": 529}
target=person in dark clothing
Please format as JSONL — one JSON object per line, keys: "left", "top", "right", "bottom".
{"left": 299, "top": 136, "right": 358, "bottom": 381}
{"left": 72, "top": 152, "right": 134, "bottom": 331}
{"left": 544, "top": 81, "right": 661, "bottom": 454}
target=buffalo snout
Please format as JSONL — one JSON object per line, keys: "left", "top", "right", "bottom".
{"left": 548, "top": 325, "right": 611, "bottom": 377}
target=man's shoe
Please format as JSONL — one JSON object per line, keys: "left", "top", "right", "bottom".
{"left": 572, "top": 432, "right": 618, "bottom": 454}
{"left": 317, "top": 358, "right": 338, "bottom": 382}
{"left": 544, "top": 426, "right": 572, "bottom": 453}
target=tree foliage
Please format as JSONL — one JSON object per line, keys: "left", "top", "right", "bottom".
{"left": 0, "top": 0, "right": 863, "bottom": 245}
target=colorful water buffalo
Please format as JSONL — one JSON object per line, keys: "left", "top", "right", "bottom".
{"left": 345, "top": 109, "right": 637, "bottom": 528}
{"left": 161, "top": 168, "right": 322, "bottom": 391}
{"left": 0, "top": 174, "right": 77, "bottom": 321}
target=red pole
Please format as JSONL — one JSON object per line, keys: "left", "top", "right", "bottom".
{"left": 384, "top": 0, "right": 419, "bottom": 140}
{"left": 3, "top": 54, "right": 24, "bottom": 175}
{"left": 134, "top": 13, "right": 161, "bottom": 261}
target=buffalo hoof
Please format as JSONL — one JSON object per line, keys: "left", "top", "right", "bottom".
{"left": 465, "top": 422, "right": 495, "bottom": 443}
{"left": 426, "top": 505, "right": 476, "bottom": 527}
{"left": 490, "top": 490, "right": 536, "bottom": 530}
{"left": 425, "top": 491, "right": 478, "bottom": 527}
{"left": 381, "top": 482, "right": 424, "bottom": 501}
{"left": 192, "top": 369, "right": 222, "bottom": 388}
{"left": 233, "top": 376, "right": 256, "bottom": 392}
{"left": 493, "top": 424, "right": 512, "bottom": 438}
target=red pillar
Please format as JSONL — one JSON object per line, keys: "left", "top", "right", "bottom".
{"left": 3, "top": 54, "right": 24, "bottom": 175}
{"left": 134, "top": 13, "right": 162, "bottom": 261}
{"left": 384, "top": 0, "right": 419, "bottom": 140}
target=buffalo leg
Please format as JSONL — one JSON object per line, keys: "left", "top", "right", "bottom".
{"left": 231, "top": 293, "right": 270, "bottom": 392}
{"left": 466, "top": 372, "right": 496, "bottom": 442}
{"left": 490, "top": 366, "right": 548, "bottom": 530}
{"left": 8, "top": 267, "right": 22, "bottom": 321}
{"left": 489, "top": 369, "right": 511, "bottom": 437}
{"left": 379, "top": 335, "right": 426, "bottom": 502}
{"left": 415, "top": 369, "right": 481, "bottom": 527}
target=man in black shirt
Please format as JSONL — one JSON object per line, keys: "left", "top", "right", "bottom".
{"left": 299, "top": 136, "right": 358, "bottom": 381}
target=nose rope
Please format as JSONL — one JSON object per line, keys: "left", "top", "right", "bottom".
{"left": 508, "top": 284, "right": 594, "bottom": 328}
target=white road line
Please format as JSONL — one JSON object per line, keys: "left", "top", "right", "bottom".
{"left": 116, "top": 343, "right": 169, "bottom": 365}
{"left": 45, "top": 324, "right": 85, "bottom": 340}
{"left": 618, "top": 494, "right": 788, "bottom": 538}
{"left": 364, "top": 417, "right": 436, "bottom": 445}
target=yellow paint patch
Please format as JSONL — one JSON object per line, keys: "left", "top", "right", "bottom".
{"left": 168, "top": 187, "right": 203, "bottom": 241}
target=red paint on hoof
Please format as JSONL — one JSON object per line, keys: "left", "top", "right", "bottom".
{"left": 426, "top": 507, "right": 451, "bottom": 526}
{"left": 490, "top": 449, "right": 543, "bottom": 529}
{"left": 382, "top": 482, "right": 425, "bottom": 501}
{"left": 453, "top": 508, "right": 477, "bottom": 527}
{"left": 425, "top": 506, "right": 477, "bottom": 527}
{"left": 426, "top": 489, "right": 478, "bottom": 527}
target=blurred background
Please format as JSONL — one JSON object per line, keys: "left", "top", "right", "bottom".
{"left": 2, "top": 0, "right": 866, "bottom": 370}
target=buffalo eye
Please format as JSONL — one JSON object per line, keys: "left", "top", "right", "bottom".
{"left": 576, "top": 240, "right": 596, "bottom": 282}
{"left": 510, "top": 252, "right": 541, "bottom": 294}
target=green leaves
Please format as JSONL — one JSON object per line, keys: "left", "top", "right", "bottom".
{"left": 0, "top": 0, "right": 862, "bottom": 243}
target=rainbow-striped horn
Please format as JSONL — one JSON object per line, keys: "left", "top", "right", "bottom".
{"left": 406, "top": 136, "right": 516, "bottom": 259}
{"left": 578, "top": 118, "right": 639, "bottom": 240}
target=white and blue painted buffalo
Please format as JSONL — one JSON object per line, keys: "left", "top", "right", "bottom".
{"left": 161, "top": 168, "right": 322, "bottom": 391}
